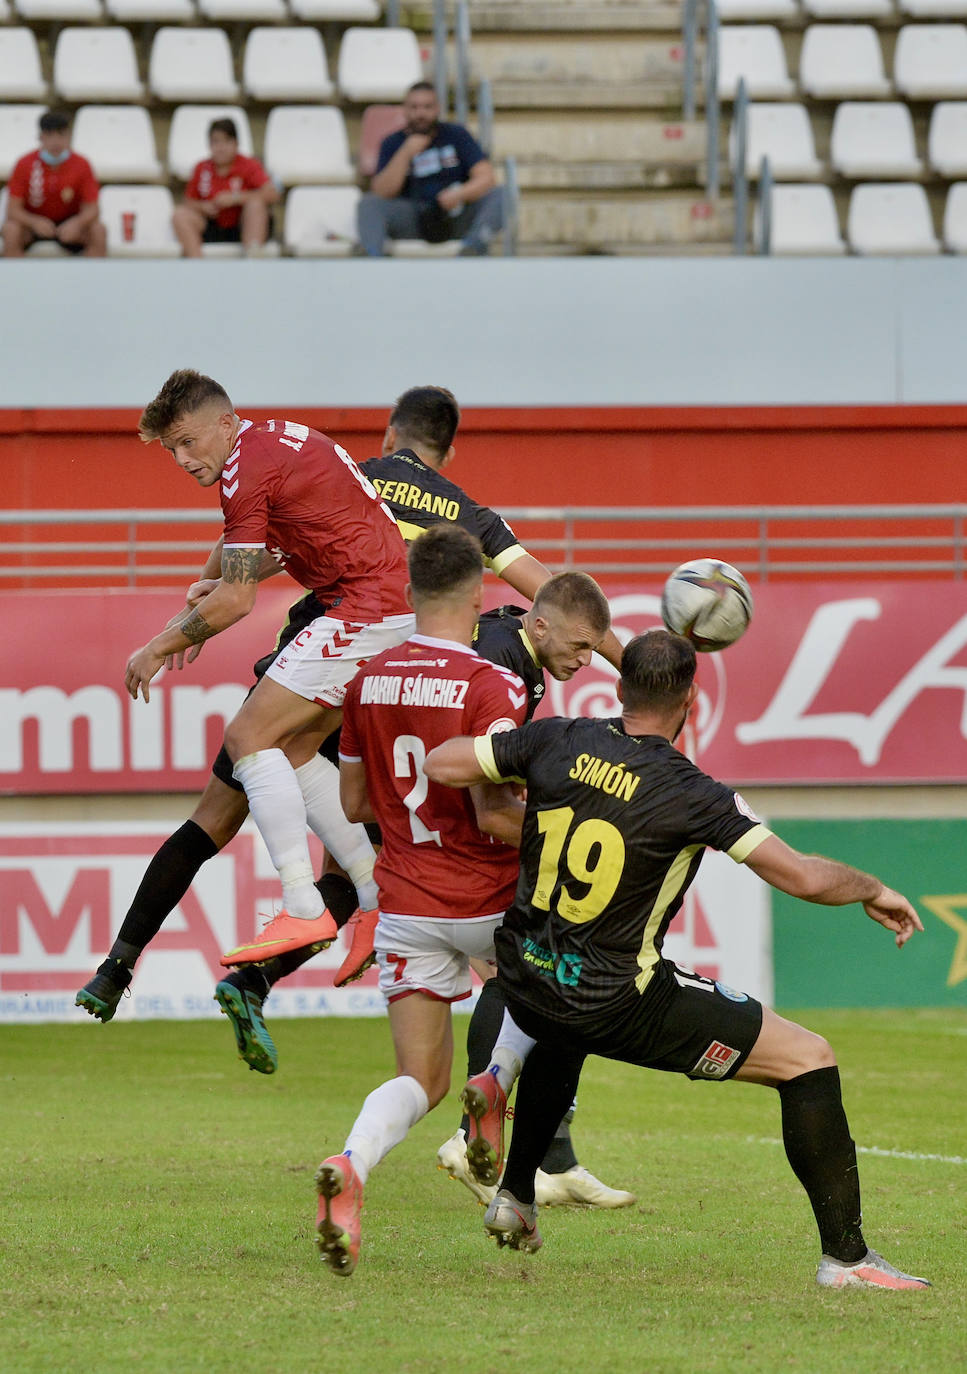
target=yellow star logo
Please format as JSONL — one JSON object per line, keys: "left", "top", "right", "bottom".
{"left": 920, "top": 894, "right": 967, "bottom": 987}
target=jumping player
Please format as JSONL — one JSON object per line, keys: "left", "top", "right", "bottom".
{"left": 425, "top": 629, "right": 930, "bottom": 1289}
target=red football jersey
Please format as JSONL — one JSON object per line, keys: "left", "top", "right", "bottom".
{"left": 186, "top": 154, "right": 270, "bottom": 229}
{"left": 221, "top": 420, "right": 409, "bottom": 622}
{"left": 7, "top": 150, "right": 99, "bottom": 224}
{"left": 340, "top": 634, "right": 529, "bottom": 919}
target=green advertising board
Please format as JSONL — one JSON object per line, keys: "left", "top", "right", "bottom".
{"left": 771, "top": 819, "right": 967, "bottom": 1008}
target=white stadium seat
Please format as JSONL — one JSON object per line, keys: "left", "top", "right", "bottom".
{"left": 847, "top": 183, "right": 940, "bottom": 253}
{"left": 289, "top": 0, "right": 379, "bottom": 15}
{"left": 942, "top": 182, "right": 967, "bottom": 250}
{"left": 243, "top": 28, "right": 334, "bottom": 102}
{"left": 0, "top": 30, "right": 48, "bottom": 101}
{"left": 15, "top": 0, "right": 101, "bottom": 18}
{"left": 149, "top": 28, "right": 240, "bottom": 103}
{"left": 713, "top": 0, "right": 798, "bottom": 19}
{"left": 198, "top": 0, "right": 286, "bottom": 21}
{"left": 72, "top": 105, "right": 162, "bottom": 181}
{"left": 830, "top": 102, "right": 922, "bottom": 178}
{"left": 0, "top": 103, "right": 47, "bottom": 180}
{"left": 803, "top": 0, "right": 892, "bottom": 15}
{"left": 764, "top": 183, "right": 846, "bottom": 253}
{"left": 106, "top": 0, "right": 194, "bottom": 17}
{"left": 900, "top": 0, "right": 967, "bottom": 15}
{"left": 928, "top": 102, "right": 967, "bottom": 176}
{"left": 733, "top": 103, "right": 823, "bottom": 179}
{"left": 800, "top": 25, "right": 891, "bottom": 97}
{"left": 284, "top": 184, "right": 361, "bottom": 254}
{"left": 337, "top": 26, "right": 424, "bottom": 102}
{"left": 716, "top": 26, "right": 796, "bottom": 100}
{"left": 54, "top": 28, "right": 144, "bottom": 101}
{"left": 166, "top": 104, "right": 252, "bottom": 179}
{"left": 263, "top": 106, "right": 353, "bottom": 185}
{"left": 388, "top": 238, "right": 461, "bottom": 256}
{"left": 99, "top": 184, "right": 181, "bottom": 256}
{"left": 893, "top": 24, "right": 967, "bottom": 98}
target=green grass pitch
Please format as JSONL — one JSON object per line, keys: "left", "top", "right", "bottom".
{"left": 1, "top": 1009, "right": 963, "bottom": 1374}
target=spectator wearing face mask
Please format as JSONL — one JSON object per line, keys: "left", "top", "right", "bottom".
{"left": 2, "top": 110, "right": 106, "bottom": 258}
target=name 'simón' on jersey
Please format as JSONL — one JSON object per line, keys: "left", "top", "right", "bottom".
{"left": 359, "top": 674, "right": 470, "bottom": 709}
{"left": 568, "top": 753, "right": 641, "bottom": 802}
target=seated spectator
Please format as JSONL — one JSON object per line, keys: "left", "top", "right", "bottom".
{"left": 2, "top": 111, "right": 106, "bottom": 258}
{"left": 358, "top": 82, "right": 503, "bottom": 257}
{"left": 172, "top": 118, "right": 279, "bottom": 258}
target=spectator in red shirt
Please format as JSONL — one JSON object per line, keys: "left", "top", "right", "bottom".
{"left": 2, "top": 110, "right": 106, "bottom": 258}
{"left": 172, "top": 117, "right": 279, "bottom": 258}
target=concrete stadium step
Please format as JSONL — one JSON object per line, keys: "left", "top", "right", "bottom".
{"left": 468, "top": 35, "right": 687, "bottom": 109}
{"left": 412, "top": 0, "right": 684, "bottom": 31}
{"left": 518, "top": 190, "right": 734, "bottom": 251}
{"left": 494, "top": 113, "right": 705, "bottom": 189}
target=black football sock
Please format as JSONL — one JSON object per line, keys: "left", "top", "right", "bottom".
{"left": 109, "top": 821, "right": 219, "bottom": 968}
{"left": 501, "top": 1041, "right": 585, "bottom": 1206}
{"left": 777, "top": 1065, "right": 867, "bottom": 1263}
{"left": 459, "top": 978, "right": 507, "bottom": 1134}
{"left": 315, "top": 873, "right": 359, "bottom": 928}
{"left": 221, "top": 965, "right": 272, "bottom": 999}
{"left": 539, "top": 1100, "right": 579, "bottom": 1175}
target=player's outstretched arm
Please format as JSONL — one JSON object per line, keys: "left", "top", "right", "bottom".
{"left": 124, "top": 548, "right": 261, "bottom": 701}
{"left": 744, "top": 834, "right": 923, "bottom": 949}
{"left": 424, "top": 737, "right": 488, "bottom": 788}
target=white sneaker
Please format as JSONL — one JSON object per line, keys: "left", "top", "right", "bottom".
{"left": 816, "top": 1248, "right": 930, "bottom": 1290}
{"left": 535, "top": 1165, "right": 637, "bottom": 1209}
{"left": 436, "top": 1129, "right": 497, "bottom": 1206}
{"left": 484, "top": 1189, "right": 543, "bottom": 1253}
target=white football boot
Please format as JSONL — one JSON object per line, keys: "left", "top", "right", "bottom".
{"left": 535, "top": 1165, "right": 637, "bottom": 1209}
{"left": 436, "top": 1129, "right": 497, "bottom": 1206}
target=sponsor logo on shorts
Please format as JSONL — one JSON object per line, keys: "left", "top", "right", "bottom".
{"left": 692, "top": 1040, "right": 740, "bottom": 1079}
{"left": 714, "top": 981, "right": 749, "bottom": 1002}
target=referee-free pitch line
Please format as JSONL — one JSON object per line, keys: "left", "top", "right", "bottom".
{"left": 747, "top": 1137, "right": 967, "bottom": 1167}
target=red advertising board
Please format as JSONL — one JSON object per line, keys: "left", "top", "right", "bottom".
{"left": 3, "top": 580, "right": 967, "bottom": 792}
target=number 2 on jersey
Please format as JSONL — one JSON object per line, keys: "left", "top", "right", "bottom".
{"left": 532, "top": 806, "right": 624, "bottom": 924}
{"left": 393, "top": 734, "right": 442, "bottom": 847}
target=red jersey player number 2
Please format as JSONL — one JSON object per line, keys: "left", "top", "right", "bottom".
{"left": 339, "top": 633, "right": 528, "bottom": 922}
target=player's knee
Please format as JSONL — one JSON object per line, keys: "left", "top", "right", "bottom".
{"left": 784, "top": 1028, "right": 837, "bottom": 1079}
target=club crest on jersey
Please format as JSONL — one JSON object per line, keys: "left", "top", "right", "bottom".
{"left": 691, "top": 1040, "right": 740, "bottom": 1079}
{"left": 714, "top": 981, "right": 749, "bottom": 1002}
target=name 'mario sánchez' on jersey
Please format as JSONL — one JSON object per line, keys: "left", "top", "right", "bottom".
{"left": 569, "top": 753, "right": 641, "bottom": 802}
{"left": 359, "top": 672, "right": 469, "bottom": 709}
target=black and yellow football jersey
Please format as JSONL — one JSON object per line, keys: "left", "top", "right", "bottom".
{"left": 360, "top": 449, "right": 525, "bottom": 576}
{"left": 476, "top": 716, "right": 772, "bottom": 1033}
{"left": 473, "top": 606, "right": 545, "bottom": 721}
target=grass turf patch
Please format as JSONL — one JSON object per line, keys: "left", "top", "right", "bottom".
{"left": 1, "top": 1008, "right": 963, "bottom": 1373}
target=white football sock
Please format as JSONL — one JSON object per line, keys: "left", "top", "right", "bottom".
{"left": 232, "top": 749, "right": 323, "bottom": 919}
{"left": 488, "top": 1009, "right": 536, "bottom": 1095}
{"left": 293, "top": 754, "right": 379, "bottom": 911}
{"left": 343, "top": 1075, "right": 429, "bottom": 1185}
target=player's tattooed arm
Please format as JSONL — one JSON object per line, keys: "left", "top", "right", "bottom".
{"left": 221, "top": 547, "right": 264, "bottom": 586}
{"left": 178, "top": 609, "right": 218, "bottom": 645}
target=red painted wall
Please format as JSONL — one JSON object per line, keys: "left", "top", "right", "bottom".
{"left": 2, "top": 404, "right": 966, "bottom": 511}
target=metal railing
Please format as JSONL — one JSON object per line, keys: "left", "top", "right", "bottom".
{"left": 2, "top": 506, "right": 966, "bottom": 585}
{"left": 756, "top": 155, "right": 774, "bottom": 254}
{"left": 683, "top": 0, "right": 720, "bottom": 200}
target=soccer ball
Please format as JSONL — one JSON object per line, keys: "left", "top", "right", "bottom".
{"left": 660, "top": 558, "right": 753, "bottom": 652}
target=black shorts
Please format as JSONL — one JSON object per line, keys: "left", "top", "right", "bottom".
{"left": 507, "top": 960, "right": 763, "bottom": 1083}
{"left": 202, "top": 221, "right": 242, "bottom": 244}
